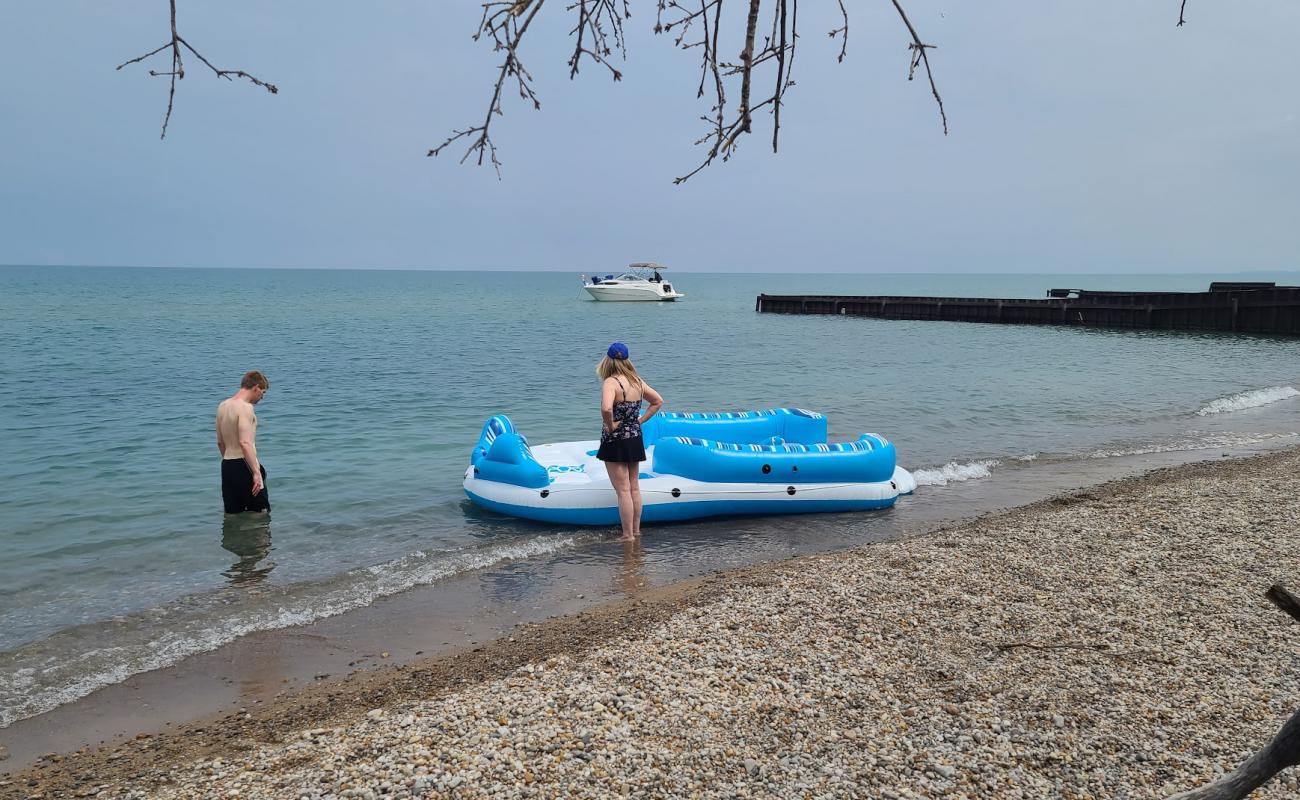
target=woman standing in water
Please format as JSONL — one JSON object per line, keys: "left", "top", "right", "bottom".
{"left": 596, "top": 342, "right": 663, "bottom": 540}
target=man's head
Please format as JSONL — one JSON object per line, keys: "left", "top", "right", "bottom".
{"left": 240, "top": 371, "right": 269, "bottom": 404}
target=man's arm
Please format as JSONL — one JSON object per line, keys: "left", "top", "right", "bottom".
{"left": 216, "top": 415, "right": 226, "bottom": 456}
{"left": 237, "top": 407, "right": 264, "bottom": 495}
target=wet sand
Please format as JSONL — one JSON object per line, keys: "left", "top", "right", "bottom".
{"left": 5, "top": 447, "right": 1300, "bottom": 798}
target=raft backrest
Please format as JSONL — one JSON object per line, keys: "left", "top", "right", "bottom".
{"left": 652, "top": 433, "right": 896, "bottom": 484}
{"left": 641, "top": 408, "right": 826, "bottom": 446}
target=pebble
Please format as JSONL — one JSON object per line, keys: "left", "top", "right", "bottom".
{"left": 101, "top": 453, "right": 1300, "bottom": 798}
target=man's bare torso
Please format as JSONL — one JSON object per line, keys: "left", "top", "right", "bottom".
{"left": 216, "top": 398, "right": 256, "bottom": 460}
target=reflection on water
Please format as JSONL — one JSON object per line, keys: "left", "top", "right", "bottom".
{"left": 613, "top": 538, "right": 647, "bottom": 595}
{"left": 221, "top": 514, "right": 274, "bottom": 586}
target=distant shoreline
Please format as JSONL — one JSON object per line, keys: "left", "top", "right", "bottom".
{"left": 8, "top": 446, "right": 1300, "bottom": 798}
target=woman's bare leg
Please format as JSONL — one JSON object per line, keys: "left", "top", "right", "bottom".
{"left": 606, "top": 462, "right": 635, "bottom": 540}
{"left": 628, "top": 463, "right": 643, "bottom": 537}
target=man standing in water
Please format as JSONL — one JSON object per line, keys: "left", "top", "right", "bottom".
{"left": 216, "top": 371, "right": 270, "bottom": 514}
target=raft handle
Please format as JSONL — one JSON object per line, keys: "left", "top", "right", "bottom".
{"left": 671, "top": 488, "right": 681, "bottom": 498}
{"left": 786, "top": 486, "right": 796, "bottom": 495}
{"left": 762, "top": 464, "right": 772, "bottom": 474}
{"left": 540, "top": 489, "right": 550, "bottom": 498}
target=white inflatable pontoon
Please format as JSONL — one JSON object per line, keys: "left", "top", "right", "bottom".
{"left": 464, "top": 409, "right": 915, "bottom": 525}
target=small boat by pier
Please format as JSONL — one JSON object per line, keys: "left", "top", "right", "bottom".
{"left": 756, "top": 282, "right": 1300, "bottom": 335}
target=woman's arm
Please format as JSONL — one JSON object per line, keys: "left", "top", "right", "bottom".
{"left": 638, "top": 382, "right": 663, "bottom": 425}
{"left": 601, "top": 378, "right": 618, "bottom": 431}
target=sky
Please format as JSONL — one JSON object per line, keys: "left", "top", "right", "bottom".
{"left": 0, "top": 1, "right": 1296, "bottom": 273}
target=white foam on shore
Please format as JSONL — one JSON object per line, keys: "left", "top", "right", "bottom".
{"left": 1088, "top": 431, "right": 1298, "bottom": 460}
{"left": 912, "top": 459, "right": 1001, "bottom": 487}
{"left": 1195, "top": 386, "right": 1299, "bottom": 416}
{"left": 0, "top": 535, "right": 577, "bottom": 729}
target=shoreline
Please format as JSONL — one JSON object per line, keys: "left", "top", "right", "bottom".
{"left": 6, "top": 447, "right": 1300, "bottom": 798}
{"left": 6, "top": 435, "right": 1295, "bottom": 766}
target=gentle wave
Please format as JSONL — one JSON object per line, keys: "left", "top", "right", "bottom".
{"left": 0, "top": 535, "right": 576, "bottom": 728}
{"left": 1195, "top": 386, "right": 1300, "bottom": 416}
{"left": 1088, "top": 431, "right": 1298, "bottom": 460}
{"left": 912, "top": 459, "right": 1001, "bottom": 487}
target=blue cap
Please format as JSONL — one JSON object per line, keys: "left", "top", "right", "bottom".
{"left": 607, "top": 342, "right": 629, "bottom": 360}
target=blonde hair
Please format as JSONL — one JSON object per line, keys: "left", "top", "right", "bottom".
{"left": 596, "top": 356, "right": 643, "bottom": 387}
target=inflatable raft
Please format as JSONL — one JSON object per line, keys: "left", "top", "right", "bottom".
{"left": 463, "top": 408, "right": 915, "bottom": 525}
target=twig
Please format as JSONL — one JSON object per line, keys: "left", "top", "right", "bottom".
{"left": 995, "top": 641, "right": 1115, "bottom": 653}
{"left": 116, "top": 0, "right": 276, "bottom": 140}
{"left": 828, "top": 0, "right": 848, "bottom": 63}
{"left": 442, "top": 0, "right": 943, "bottom": 182}
{"left": 567, "top": 0, "right": 629, "bottom": 81}
{"left": 888, "top": 0, "right": 947, "bottom": 135}
{"left": 991, "top": 641, "right": 1170, "bottom": 663}
{"left": 428, "top": 0, "right": 548, "bottom": 176}
{"left": 178, "top": 37, "right": 278, "bottom": 93}
{"left": 1177, "top": 0, "right": 1189, "bottom": 27}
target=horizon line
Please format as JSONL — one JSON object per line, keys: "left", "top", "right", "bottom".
{"left": 3, "top": 264, "right": 1297, "bottom": 276}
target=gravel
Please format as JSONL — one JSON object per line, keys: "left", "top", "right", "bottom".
{"left": 18, "top": 451, "right": 1300, "bottom": 799}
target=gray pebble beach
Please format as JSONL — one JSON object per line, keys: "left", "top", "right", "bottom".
{"left": 17, "top": 449, "right": 1300, "bottom": 799}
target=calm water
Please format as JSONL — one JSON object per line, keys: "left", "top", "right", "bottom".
{"left": 2, "top": 265, "right": 1299, "bottom": 726}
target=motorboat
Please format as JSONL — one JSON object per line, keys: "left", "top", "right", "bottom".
{"left": 582, "top": 262, "right": 684, "bottom": 301}
{"left": 464, "top": 408, "right": 915, "bottom": 525}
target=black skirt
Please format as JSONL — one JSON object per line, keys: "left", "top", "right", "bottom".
{"left": 597, "top": 434, "right": 646, "bottom": 464}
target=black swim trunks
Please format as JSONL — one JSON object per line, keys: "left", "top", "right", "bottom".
{"left": 222, "top": 459, "right": 270, "bottom": 514}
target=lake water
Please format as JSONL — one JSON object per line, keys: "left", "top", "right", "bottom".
{"left": 2, "top": 265, "right": 1299, "bottom": 728}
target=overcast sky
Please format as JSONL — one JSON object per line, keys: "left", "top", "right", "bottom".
{"left": 1, "top": 1, "right": 1296, "bottom": 272}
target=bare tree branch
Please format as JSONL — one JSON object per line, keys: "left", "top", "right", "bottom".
{"left": 115, "top": 1, "right": 1208, "bottom": 181}
{"left": 435, "top": 0, "right": 948, "bottom": 181}
{"left": 661, "top": 0, "right": 805, "bottom": 182}
{"left": 737, "top": 0, "right": 762, "bottom": 136}
{"left": 1265, "top": 583, "right": 1300, "bottom": 624}
{"left": 889, "top": 0, "right": 947, "bottom": 135}
{"left": 568, "top": 0, "right": 630, "bottom": 81}
{"left": 177, "top": 37, "right": 278, "bottom": 93}
{"left": 116, "top": 0, "right": 277, "bottom": 140}
{"left": 828, "top": 0, "right": 848, "bottom": 63}
{"left": 1167, "top": 583, "right": 1300, "bottom": 799}
{"left": 771, "top": 0, "right": 792, "bottom": 153}
{"left": 428, "top": 0, "right": 548, "bottom": 177}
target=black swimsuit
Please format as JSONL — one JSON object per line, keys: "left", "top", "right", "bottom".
{"left": 222, "top": 460, "right": 270, "bottom": 514}
{"left": 596, "top": 378, "right": 646, "bottom": 463}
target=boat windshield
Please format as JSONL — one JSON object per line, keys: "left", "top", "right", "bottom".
{"left": 611, "top": 273, "right": 648, "bottom": 282}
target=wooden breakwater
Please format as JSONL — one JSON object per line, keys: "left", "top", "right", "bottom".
{"left": 755, "top": 282, "right": 1300, "bottom": 335}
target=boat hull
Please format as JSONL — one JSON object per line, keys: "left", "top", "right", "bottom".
{"left": 584, "top": 284, "right": 683, "bottom": 301}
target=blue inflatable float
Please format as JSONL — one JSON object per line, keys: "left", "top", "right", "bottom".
{"left": 463, "top": 408, "right": 915, "bottom": 525}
